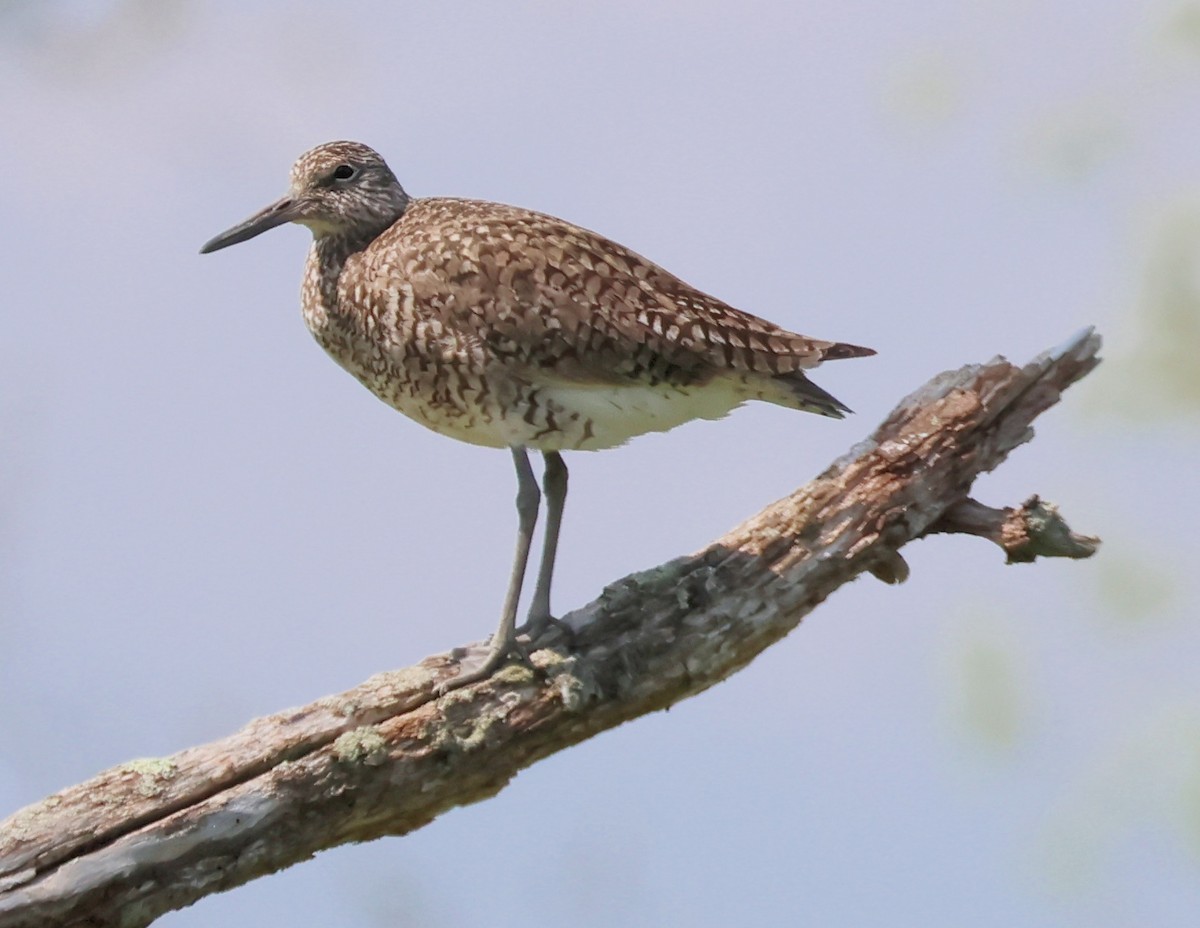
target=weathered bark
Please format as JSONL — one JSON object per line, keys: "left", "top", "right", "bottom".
{"left": 0, "top": 329, "right": 1102, "bottom": 928}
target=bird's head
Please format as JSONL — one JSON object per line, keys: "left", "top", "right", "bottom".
{"left": 200, "top": 140, "right": 409, "bottom": 254}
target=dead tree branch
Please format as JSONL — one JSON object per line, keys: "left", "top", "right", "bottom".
{"left": 0, "top": 329, "right": 1102, "bottom": 928}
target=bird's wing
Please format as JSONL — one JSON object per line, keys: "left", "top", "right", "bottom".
{"left": 369, "top": 198, "right": 873, "bottom": 385}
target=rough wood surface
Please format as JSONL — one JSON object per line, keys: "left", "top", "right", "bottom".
{"left": 0, "top": 329, "right": 1102, "bottom": 928}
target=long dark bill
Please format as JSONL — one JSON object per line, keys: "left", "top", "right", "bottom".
{"left": 200, "top": 196, "right": 297, "bottom": 254}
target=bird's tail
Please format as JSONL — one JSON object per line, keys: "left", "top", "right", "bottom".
{"left": 773, "top": 370, "right": 855, "bottom": 418}
{"left": 817, "top": 341, "right": 876, "bottom": 362}
{"left": 771, "top": 339, "right": 875, "bottom": 417}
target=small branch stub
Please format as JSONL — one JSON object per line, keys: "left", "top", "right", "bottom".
{"left": 928, "top": 495, "right": 1100, "bottom": 563}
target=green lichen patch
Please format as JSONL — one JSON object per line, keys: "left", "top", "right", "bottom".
{"left": 118, "top": 757, "right": 179, "bottom": 798}
{"left": 492, "top": 663, "right": 537, "bottom": 687}
{"left": 332, "top": 726, "right": 389, "bottom": 766}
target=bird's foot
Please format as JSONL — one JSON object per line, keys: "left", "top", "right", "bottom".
{"left": 519, "top": 611, "right": 577, "bottom": 649}
{"left": 433, "top": 634, "right": 535, "bottom": 698}
{"left": 434, "top": 613, "right": 575, "bottom": 698}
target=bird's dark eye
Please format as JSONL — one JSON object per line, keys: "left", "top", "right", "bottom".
{"left": 332, "top": 164, "right": 357, "bottom": 181}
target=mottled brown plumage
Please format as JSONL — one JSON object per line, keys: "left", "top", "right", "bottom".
{"left": 201, "top": 140, "right": 874, "bottom": 693}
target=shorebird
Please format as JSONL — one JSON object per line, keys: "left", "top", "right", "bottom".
{"left": 201, "top": 141, "right": 874, "bottom": 694}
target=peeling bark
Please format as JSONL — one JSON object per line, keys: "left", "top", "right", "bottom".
{"left": 0, "top": 329, "right": 1102, "bottom": 928}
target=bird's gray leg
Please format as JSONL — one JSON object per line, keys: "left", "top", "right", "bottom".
{"left": 435, "top": 447, "right": 540, "bottom": 695}
{"left": 522, "top": 451, "right": 568, "bottom": 640}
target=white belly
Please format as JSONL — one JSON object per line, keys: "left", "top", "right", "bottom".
{"left": 527, "top": 378, "right": 748, "bottom": 452}
{"left": 366, "top": 374, "right": 750, "bottom": 453}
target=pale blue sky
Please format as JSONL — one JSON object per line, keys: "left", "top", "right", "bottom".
{"left": 2, "top": 2, "right": 1198, "bottom": 926}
